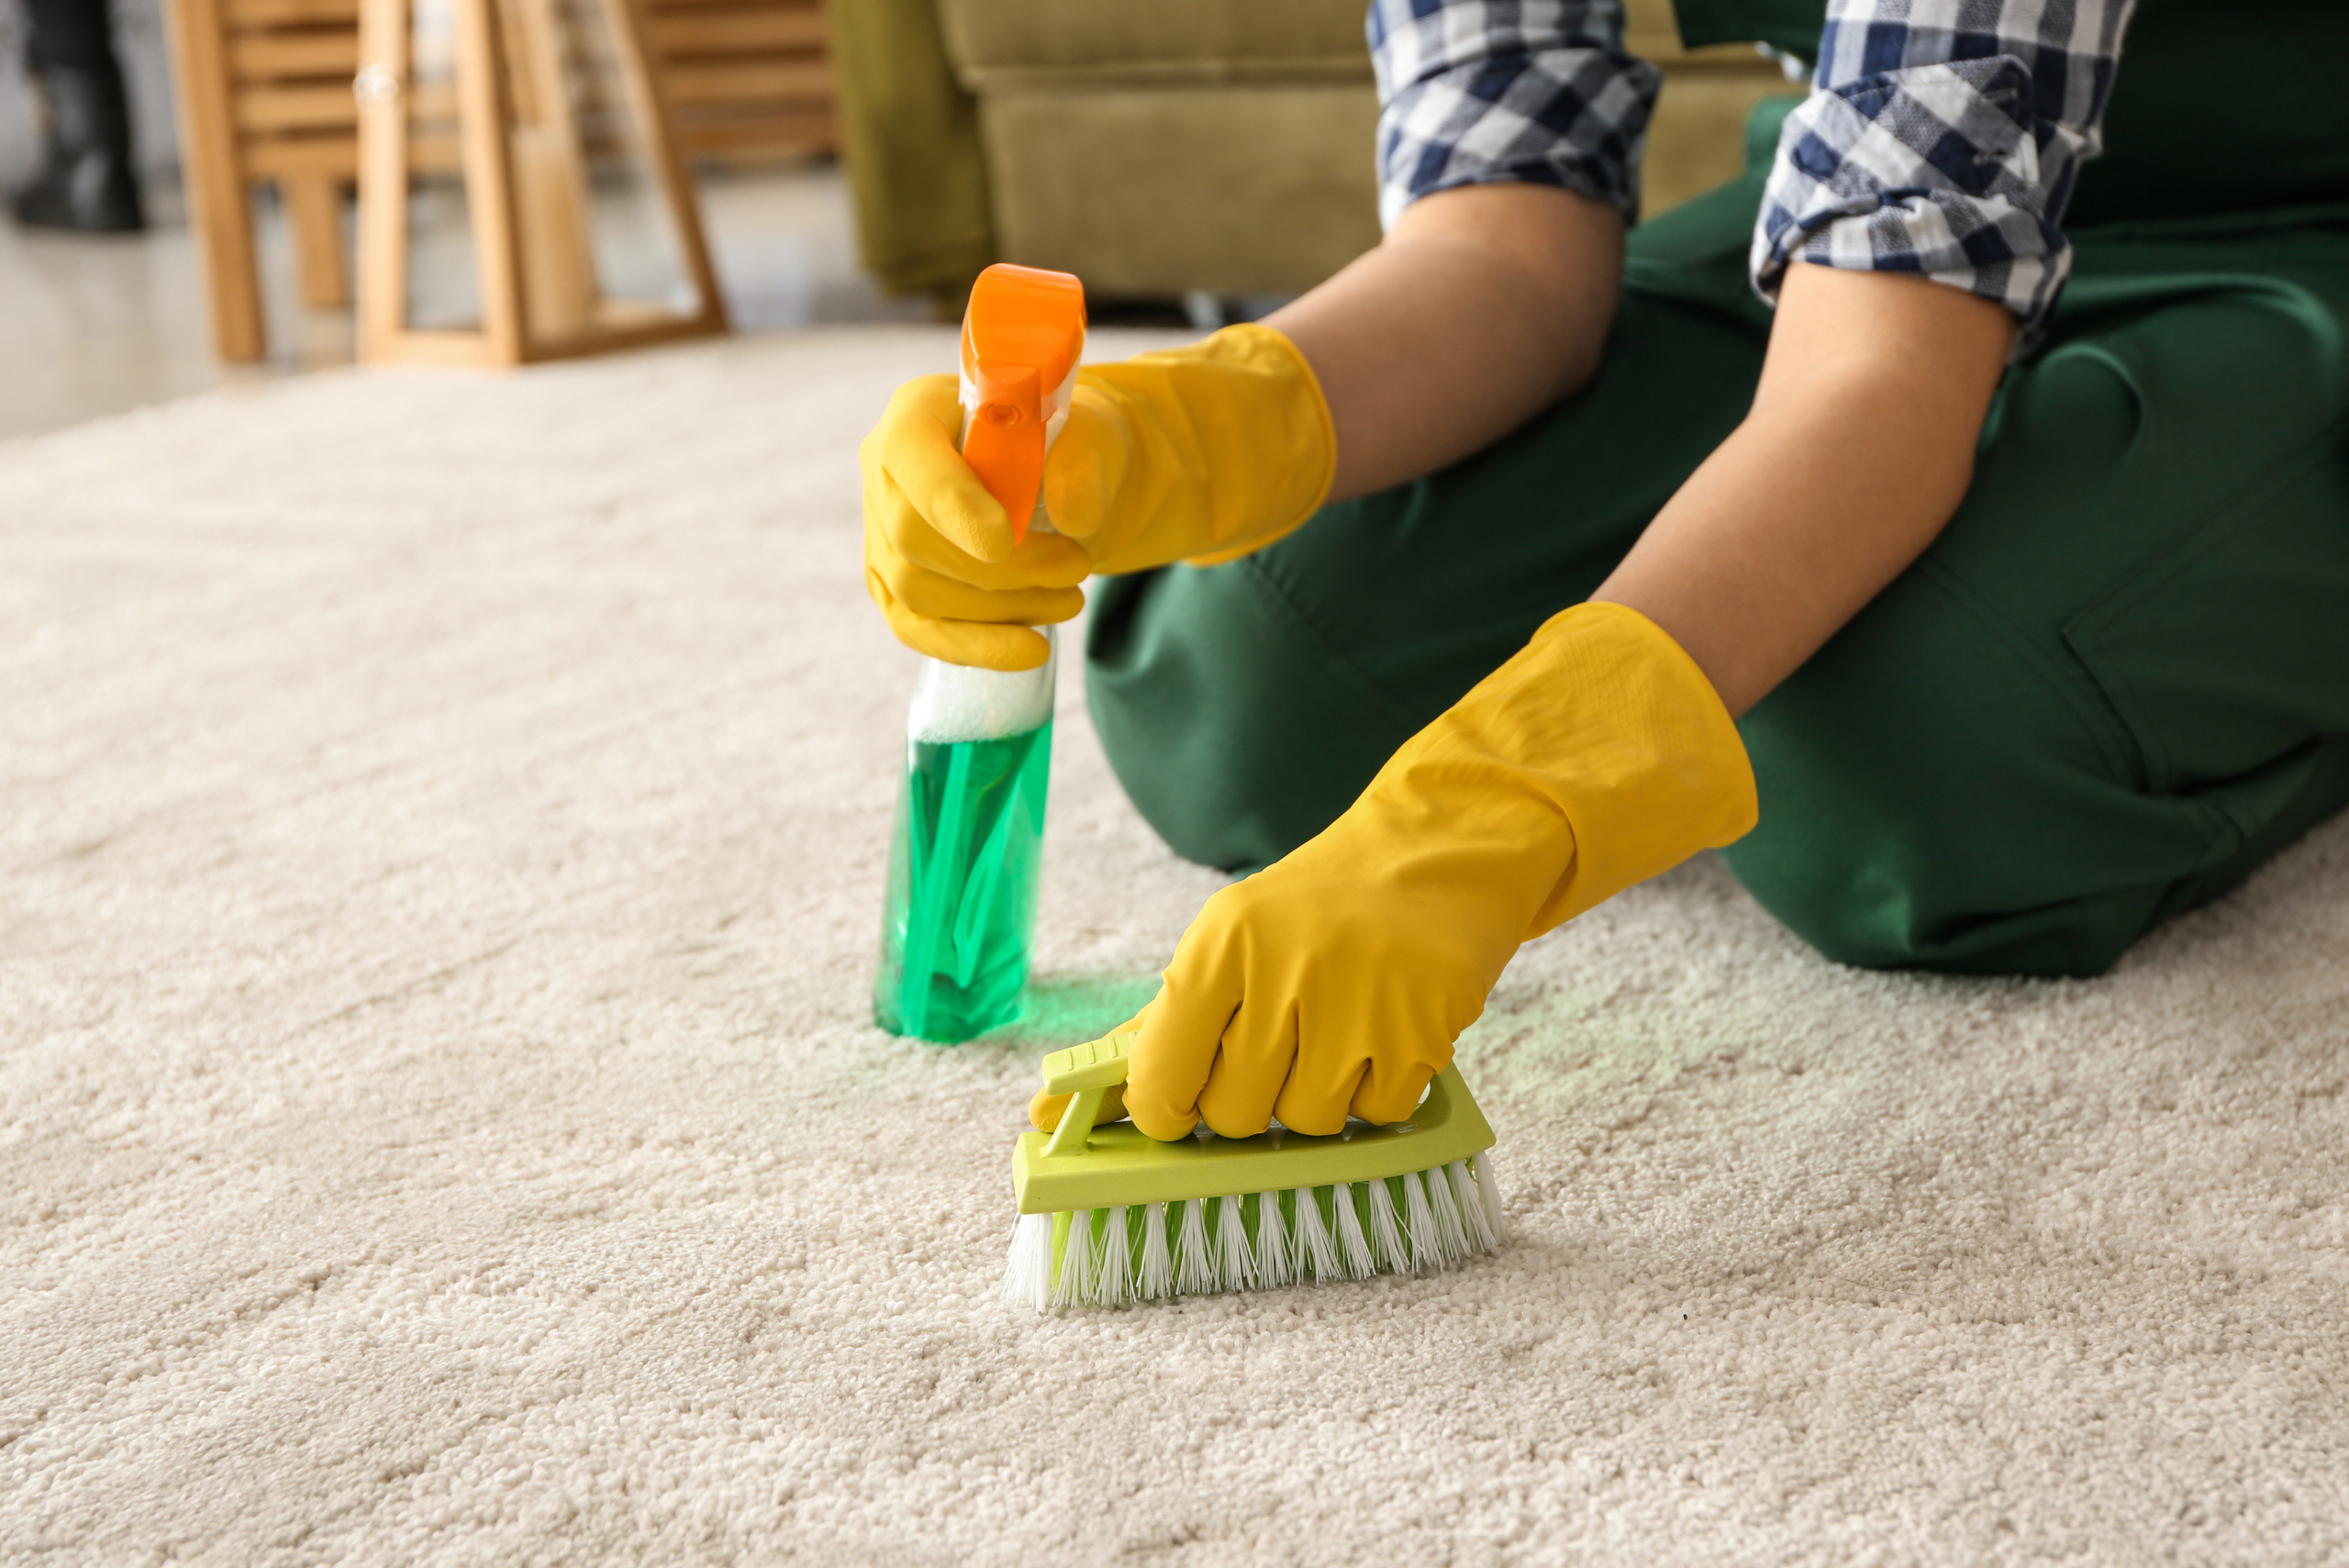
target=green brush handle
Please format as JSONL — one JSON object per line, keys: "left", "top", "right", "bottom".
{"left": 1039, "top": 1031, "right": 1134, "bottom": 1158}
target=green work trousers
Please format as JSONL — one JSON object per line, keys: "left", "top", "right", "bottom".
{"left": 1085, "top": 172, "right": 2349, "bottom": 977}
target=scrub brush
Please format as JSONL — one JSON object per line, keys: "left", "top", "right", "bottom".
{"left": 1004, "top": 1031, "right": 1505, "bottom": 1310}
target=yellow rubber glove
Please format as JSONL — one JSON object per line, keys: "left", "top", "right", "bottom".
{"left": 860, "top": 374, "right": 1093, "bottom": 673}
{"left": 1040, "top": 323, "right": 1337, "bottom": 574}
{"left": 1031, "top": 602, "right": 1758, "bottom": 1140}
{"left": 862, "top": 324, "right": 1336, "bottom": 672}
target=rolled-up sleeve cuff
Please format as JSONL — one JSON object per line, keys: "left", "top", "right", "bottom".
{"left": 1375, "top": 50, "right": 1662, "bottom": 228}
{"left": 1749, "top": 58, "right": 2078, "bottom": 331}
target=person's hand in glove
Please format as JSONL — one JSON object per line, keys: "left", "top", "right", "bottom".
{"left": 1030, "top": 602, "right": 1757, "bottom": 1140}
{"left": 861, "top": 325, "right": 1337, "bottom": 672}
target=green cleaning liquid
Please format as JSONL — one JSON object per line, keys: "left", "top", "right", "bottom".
{"left": 874, "top": 717, "right": 1054, "bottom": 1042}
{"left": 874, "top": 347, "right": 1072, "bottom": 1044}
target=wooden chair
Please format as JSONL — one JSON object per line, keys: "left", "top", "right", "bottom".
{"left": 163, "top": 0, "right": 840, "bottom": 361}
{"left": 162, "top": 0, "right": 364, "bottom": 361}
{"left": 643, "top": 0, "right": 835, "bottom": 162}
{"left": 352, "top": 0, "right": 728, "bottom": 365}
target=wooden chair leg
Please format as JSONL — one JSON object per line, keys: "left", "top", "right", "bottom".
{"left": 161, "top": 0, "right": 267, "bottom": 361}
{"left": 498, "top": 0, "right": 600, "bottom": 339}
{"left": 283, "top": 177, "right": 351, "bottom": 309}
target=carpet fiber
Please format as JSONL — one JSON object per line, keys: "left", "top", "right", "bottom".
{"left": 5, "top": 328, "right": 2347, "bottom": 1565}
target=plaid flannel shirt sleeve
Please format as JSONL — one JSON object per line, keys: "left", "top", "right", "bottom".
{"left": 1753, "top": 0, "right": 2136, "bottom": 329}
{"left": 1369, "top": 0, "right": 1663, "bottom": 228}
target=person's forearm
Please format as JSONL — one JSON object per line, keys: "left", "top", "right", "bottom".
{"left": 1592, "top": 263, "right": 2018, "bottom": 717}
{"left": 1266, "top": 183, "right": 1625, "bottom": 503}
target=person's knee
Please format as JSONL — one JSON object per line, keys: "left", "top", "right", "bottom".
{"left": 1720, "top": 572, "right": 2151, "bottom": 977}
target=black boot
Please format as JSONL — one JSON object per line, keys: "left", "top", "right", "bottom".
{"left": 12, "top": 61, "right": 146, "bottom": 232}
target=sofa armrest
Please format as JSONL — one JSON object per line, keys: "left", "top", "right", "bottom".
{"left": 829, "top": 0, "right": 994, "bottom": 299}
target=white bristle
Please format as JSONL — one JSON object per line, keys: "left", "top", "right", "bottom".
{"left": 1050, "top": 1209, "right": 1095, "bottom": 1310}
{"left": 1005, "top": 1213, "right": 1053, "bottom": 1310}
{"left": 1253, "top": 1192, "right": 1293, "bottom": 1287}
{"left": 1218, "top": 1195, "right": 1255, "bottom": 1291}
{"left": 1400, "top": 1169, "right": 1442, "bottom": 1269}
{"left": 1331, "top": 1183, "right": 1375, "bottom": 1279}
{"left": 1451, "top": 1160, "right": 1497, "bottom": 1252}
{"left": 1139, "top": 1202, "right": 1173, "bottom": 1299}
{"left": 1473, "top": 1150, "right": 1507, "bottom": 1242}
{"left": 1010, "top": 1153, "right": 1502, "bottom": 1313}
{"left": 1174, "top": 1199, "right": 1215, "bottom": 1296}
{"left": 1366, "top": 1177, "right": 1408, "bottom": 1273}
{"left": 1097, "top": 1206, "right": 1132, "bottom": 1307}
{"left": 1293, "top": 1185, "right": 1340, "bottom": 1282}
{"left": 1425, "top": 1158, "right": 1469, "bottom": 1258}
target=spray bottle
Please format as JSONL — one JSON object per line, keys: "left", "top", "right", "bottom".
{"left": 874, "top": 264, "right": 1087, "bottom": 1042}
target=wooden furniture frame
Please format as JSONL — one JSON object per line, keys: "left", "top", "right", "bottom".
{"left": 162, "top": 0, "right": 365, "bottom": 361}
{"left": 353, "top": 0, "right": 728, "bottom": 366}
{"left": 644, "top": 0, "right": 835, "bottom": 161}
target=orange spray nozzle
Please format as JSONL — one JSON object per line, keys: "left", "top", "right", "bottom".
{"left": 960, "top": 263, "right": 1086, "bottom": 545}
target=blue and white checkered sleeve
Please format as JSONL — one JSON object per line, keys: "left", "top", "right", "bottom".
{"left": 1752, "top": 0, "right": 2134, "bottom": 328}
{"left": 1369, "top": 0, "right": 1663, "bottom": 229}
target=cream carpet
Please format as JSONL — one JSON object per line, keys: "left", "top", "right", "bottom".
{"left": 5, "top": 328, "right": 2347, "bottom": 1566}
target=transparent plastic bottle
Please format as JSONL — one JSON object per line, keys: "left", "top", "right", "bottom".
{"left": 874, "top": 264, "right": 1085, "bottom": 1042}
{"left": 873, "top": 632, "right": 1057, "bottom": 1041}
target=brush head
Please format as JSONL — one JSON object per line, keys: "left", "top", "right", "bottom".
{"left": 1012, "top": 1032, "right": 1497, "bottom": 1210}
{"left": 1003, "top": 1156, "right": 1505, "bottom": 1312}
{"left": 1004, "top": 1032, "right": 1504, "bottom": 1310}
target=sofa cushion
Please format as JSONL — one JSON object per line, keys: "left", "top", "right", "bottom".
{"left": 938, "top": 0, "right": 1371, "bottom": 86}
{"left": 981, "top": 83, "right": 1381, "bottom": 295}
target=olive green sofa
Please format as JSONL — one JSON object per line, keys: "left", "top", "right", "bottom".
{"left": 828, "top": 0, "right": 1793, "bottom": 306}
